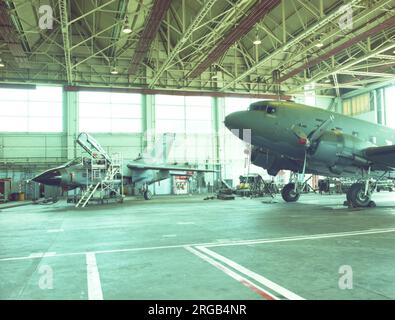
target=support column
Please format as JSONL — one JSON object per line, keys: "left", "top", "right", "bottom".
{"left": 212, "top": 96, "right": 224, "bottom": 181}
{"left": 143, "top": 94, "right": 155, "bottom": 153}
{"left": 63, "top": 89, "right": 78, "bottom": 160}
{"left": 376, "top": 88, "right": 385, "bottom": 126}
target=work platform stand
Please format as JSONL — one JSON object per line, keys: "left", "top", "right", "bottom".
{"left": 74, "top": 153, "right": 124, "bottom": 208}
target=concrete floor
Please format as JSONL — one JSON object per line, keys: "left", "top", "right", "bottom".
{"left": 1, "top": 192, "right": 395, "bottom": 300}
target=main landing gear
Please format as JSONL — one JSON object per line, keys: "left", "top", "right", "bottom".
{"left": 345, "top": 183, "right": 375, "bottom": 208}
{"left": 144, "top": 190, "right": 153, "bottom": 200}
{"left": 343, "top": 168, "right": 386, "bottom": 208}
{"left": 140, "top": 184, "right": 153, "bottom": 200}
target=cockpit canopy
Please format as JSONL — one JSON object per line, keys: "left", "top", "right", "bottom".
{"left": 64, "top": 158, "right": 82, "bottom": 168}
{"left": 248, "top": 101, "right": 276, "bottom": 114}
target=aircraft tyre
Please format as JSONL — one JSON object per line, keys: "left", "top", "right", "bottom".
{"left": 348, "top": 183, "right": 371, "bottom": 207}
{"left": 144, "top": 190, "right": 153, "bottom": 200}
{"left": 281, "top": 183, "right": 301, "bottom": 202}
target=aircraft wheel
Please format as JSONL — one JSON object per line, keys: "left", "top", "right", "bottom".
{"left": 343, "top": 200, "right": 350, "bottom": 207}
{"left": 348, "top": 183, "right": 371, "bottom": 207}
{"left": 281, "top": 183, "right": 300, "bottom": 202}
{"left": 144, "top": 190, "right": 153, "bottom": 200}
{"left": 368, "top": 201, "right": 376, "bottom": 208}
{"left": 346, "top": 187, "right": 354, "bottom": 203}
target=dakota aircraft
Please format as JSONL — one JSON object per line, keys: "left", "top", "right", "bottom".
{"left": 224, "top": 100, "right": 395, "bottom": 207}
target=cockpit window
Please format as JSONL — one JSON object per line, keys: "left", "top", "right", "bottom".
{"left": 249, "top": 103, "right": 276, "bottom": 114}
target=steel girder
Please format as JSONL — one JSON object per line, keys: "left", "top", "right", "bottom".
{"left": 128, "top": 0, "right": 172, "bottom": 76}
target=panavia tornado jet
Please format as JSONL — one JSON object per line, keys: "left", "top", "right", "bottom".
{"left": 32, "top": 132, "right": 215, "bottom": 201}
{"left": 225, "top": 100, "right": 395, "bottom": 208}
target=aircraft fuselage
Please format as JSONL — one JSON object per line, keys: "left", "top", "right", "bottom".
{"left": 225, "top": 100, "right": 395, "bottom": 179}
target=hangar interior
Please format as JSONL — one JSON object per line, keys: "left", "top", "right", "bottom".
{"left": 1, "top": 0, "right": 395, "bottom": 300}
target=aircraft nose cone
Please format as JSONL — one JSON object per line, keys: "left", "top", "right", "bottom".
{"left": 224, "top": 111, "right": 249, "bottom": 130}
{"left": 32, "top": 169, "right": 62, "bottom": 186}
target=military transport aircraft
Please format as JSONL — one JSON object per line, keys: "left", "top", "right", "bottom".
{"left": 225, "top": 100, "right": 395, "bottom": 208}
{"left": 32, "top": 132, "right": 215, "bottom": 201}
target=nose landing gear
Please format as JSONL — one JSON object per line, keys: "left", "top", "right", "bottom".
{"left": 281, "top": 183, "right": 301, "bottom": 202}
{"left": 281, "top": 151, "right": 311, "bottom": 203}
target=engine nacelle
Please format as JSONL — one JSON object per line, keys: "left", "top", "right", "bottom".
{"left": 310, "top": 131, "right": 374, "bottom": 174}
{"left": 310, "top": 131, "right": 343, "bottom": 166}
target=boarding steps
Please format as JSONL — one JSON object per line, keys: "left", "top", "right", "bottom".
{"left": 75, "top": 154, "right": 123, "bottom": 208}
{"left": 75, "top": 183, "right": 100, "bottom": 208}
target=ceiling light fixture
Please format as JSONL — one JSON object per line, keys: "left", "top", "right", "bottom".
{"left": 122, "top": 17, "right": 132, "bottom": 34}
{"left": 315, "top": 41, "right": 324, "bottom": 48}
{"left": 0, "top": 58, "right": 4, "bottom": 68}
{"left": 253, "top": 30, "right": 261, "bottom": 45}
{"left": 110, "top": 67, "right": 119, "bottom": 75}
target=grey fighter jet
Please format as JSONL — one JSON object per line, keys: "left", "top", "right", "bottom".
{"left": 32, "top": 132, "right": 215, "bottom": 200}
{"left": 225, "top": 100, "right": 395, "bottom": 207}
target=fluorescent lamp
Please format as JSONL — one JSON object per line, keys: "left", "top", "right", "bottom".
{"left": 122, "top": 17, "right": 132, "bottom": 34}
{"left": 122, "top": 26, "right": 132, "bottom": 34}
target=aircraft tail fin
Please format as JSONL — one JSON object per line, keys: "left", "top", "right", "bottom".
{"left": 140, "top": 133, "right": 176, "bottom": 163}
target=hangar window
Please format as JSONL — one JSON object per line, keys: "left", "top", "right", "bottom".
{"left": 304, "top": 83, "right": 316, "bottom": 106}
{"left": 343, "top": 93, "right": 371, "bottom": 116}
{"left": 155, "top": 95, "right": 214, "bottom": 163}
{"left": 155, "top": 95, "right": 212, "bottom": 134}
{"left": 0, "top": 86, "right": 62, "bottom": 132}
{"left": 78, "top": 92, "right": 142, "bottom": 133}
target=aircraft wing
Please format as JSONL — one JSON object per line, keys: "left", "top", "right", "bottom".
{"left": 363, "top": 145, "right": 395, "bottom": 169}
{"left": 127, "top": 162, "right": 217, "bottom": 172}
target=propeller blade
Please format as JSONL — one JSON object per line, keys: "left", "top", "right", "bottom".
{"left": 309, "top": 115, "right": 335, "bottom": 142}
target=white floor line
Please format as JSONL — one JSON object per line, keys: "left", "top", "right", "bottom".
{"left": 2, "top": 227, "right": 395, "bottom": 262}
{"left": 86, "top": 252, "right": 103, "bottom": 300}
{"left": 196, "top": 246, "right": 304, "bottom": 300}
{"left": 185, "top": 246, "right": 279, "bottom": 300}
{"left": 28, "top": 252, "right": 57, "bottom": 258}
{"left": 203, "top": 227, "right": 395, "bottom": 248}
{"left": 47, "top": 229, "right": 64, "bottom": 233}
